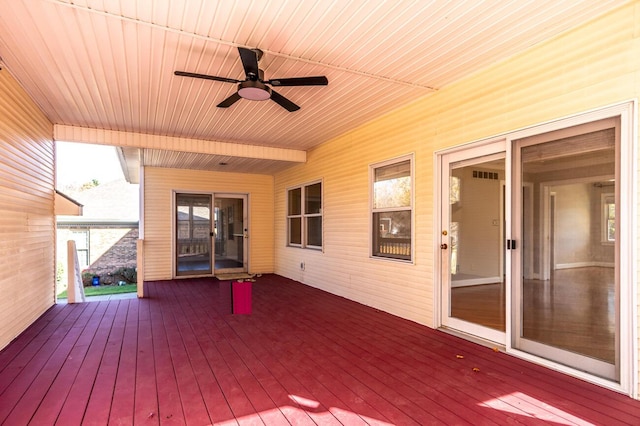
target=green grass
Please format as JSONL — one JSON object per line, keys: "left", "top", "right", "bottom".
{"left": 57, "top": 284, "right": 137, "bottom": 299}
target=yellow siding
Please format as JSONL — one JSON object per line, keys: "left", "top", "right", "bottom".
{"left": 0, "top": 69, "right": 55, "bottom": 350}
{"left": 143, "top": 167, "right": 274, "bottom": 280}
{"left": 274, "top": 0, "right": 640, "bottom": 337}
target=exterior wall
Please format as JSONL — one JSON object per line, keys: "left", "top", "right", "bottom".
{"left": 143, "top": 167, "right": 274, "bottom": 280}
{"left": 87, "top": 227, "right": 137, "bottom": 267}
{"left": 274, "top": 0, "right": 639, "bottom": 369}
{"left": 0, "top": 69, "right": 54, "bottom": 350}
{"left": 56, "top": 225, "right": 138, "bottom": 288}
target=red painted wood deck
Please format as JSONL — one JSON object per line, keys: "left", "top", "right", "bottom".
{"left": 1, "top": 274, "right": 639, "bottom": 425}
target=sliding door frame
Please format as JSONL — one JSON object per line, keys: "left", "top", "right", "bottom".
{"left": 434, "top": 100, "right": 637, "bottom": 396}
{"left": 505, "top": 101, "right": 637, "bottom": 394}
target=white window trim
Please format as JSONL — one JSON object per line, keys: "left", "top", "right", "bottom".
{"left": 286, "top": 180, "right": 323, "bottom": 250}
{"left": 601, "top": 192, "right": 615, "bottom": 244}
{"left": 369, "top": 153, "right": 415, "bottom": 263}
{"left": 286, "top": 187, "right": 302, "bottom": 248}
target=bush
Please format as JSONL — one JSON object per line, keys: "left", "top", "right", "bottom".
{"left": 81, "top": 267, "right": 137, "bottom": 286}
{"left": 115, "top": 267, "right": 137, "bottom": 283}
{"left": 82, "top": 270, "right": 96, "bottom": 287}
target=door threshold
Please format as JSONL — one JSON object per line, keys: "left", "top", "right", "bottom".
{"left": 438, "top": 326, "right": 505, "bottom": 352}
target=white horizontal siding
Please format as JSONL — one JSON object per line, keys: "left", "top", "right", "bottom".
{"left": 0, "top": 68, "right": 54, "bottom": 350}
{"left": 274, "top": 1, "right": 640, "bottom": 338}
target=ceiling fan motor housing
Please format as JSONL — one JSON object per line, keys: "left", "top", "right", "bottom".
{"left": 238, "top": 80, "right": 272, "bottom": 100}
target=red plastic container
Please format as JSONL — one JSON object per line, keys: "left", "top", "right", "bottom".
{"left": 232, "top": 281, "right": 252, "bottom": 314}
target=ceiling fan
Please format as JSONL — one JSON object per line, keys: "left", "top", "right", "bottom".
{"left": 174, "top": 47, "right": 328, "bottom": 112}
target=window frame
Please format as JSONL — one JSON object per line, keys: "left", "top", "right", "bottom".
{"left": 601, "top": 192, "right": 615, "bottom": 243}
{"left": 70, "top": 228, "right": 90, "bottom": 268}
{"left": 287, "top": 180, "right": 323, "bottom": 250}
{"left": 370, "top": 154, "right": 415, "bottom": 262}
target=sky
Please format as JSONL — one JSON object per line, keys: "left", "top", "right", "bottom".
{"left": 56, "top": 141, "right": 124, "bottom": 187}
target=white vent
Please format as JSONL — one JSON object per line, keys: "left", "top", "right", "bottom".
{"left": 472, "top": 170, "right": 499, "bottom": 180}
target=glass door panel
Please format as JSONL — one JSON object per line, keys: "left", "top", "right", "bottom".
{"left": 441, "top": 143, "right": 506, "bottom": 344}
{"left": 214, "top": 195, "right": 247, "bottom": 274}
{"left": 513, "top": 120, "right": 618, "bottom": 380}
{"left": 176, "top": 194, "right": 212, "bottom": 276}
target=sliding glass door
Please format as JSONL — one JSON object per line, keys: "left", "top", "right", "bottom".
{"left": 176, "top": 193, "right": 212, "bottom": 276}
{"left": 512, "top": 118, "right": 619, "bottom": 381}
{"left": 213, "top": 194, "right": 248, "bottom": 275}
{"left": 438, "top": 103, "right": 634, "bottom": 391}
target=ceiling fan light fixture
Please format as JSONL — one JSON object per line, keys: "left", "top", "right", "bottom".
{"left": 238, "top": 80, "right": 271, "bottom": 101}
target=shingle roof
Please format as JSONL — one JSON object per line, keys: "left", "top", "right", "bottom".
{"left": 61, "top": 179, "right": 139, "bottom": 221}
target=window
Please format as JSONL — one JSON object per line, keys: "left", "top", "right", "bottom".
{"left": 371, "top": 156, "right": 413, "bottom": 260}
{"left": 602, "top": 193, "right": 615, "bottom": 242}
{"left": 71, "top": 229, "right": 89, "bottom": 268}
{"left": 287, "top": 181, "right": 322, "bottom": 249}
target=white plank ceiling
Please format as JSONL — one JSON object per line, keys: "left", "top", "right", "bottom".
{"left": 0, "top": 0, "right": 626, "bottom": 176}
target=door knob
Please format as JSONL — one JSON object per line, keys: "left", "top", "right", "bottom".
{"left": 440, "top": 243, "right": 448, "bottom": 249}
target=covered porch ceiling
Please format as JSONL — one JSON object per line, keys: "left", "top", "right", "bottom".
{"left": 0, "top": 0, "right": 626, "bottom": 179}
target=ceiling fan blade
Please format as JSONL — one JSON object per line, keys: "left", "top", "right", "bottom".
{"left": 270, "top": 90, "right": 300, "bottom": 112}
{"left": 217, "top": 92, "right": 242, "bottom": 108}
{"left": 238, "top": 47, "right": 260, "bottom": 80}
{"left": 174, "top": 70, "right": 240, "bottom": 84}
{"left": 267, "top": 76, "right": 328, "bottom": 86}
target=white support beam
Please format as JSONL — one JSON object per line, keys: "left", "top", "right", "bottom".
{"left": 54, "top": 125, "right": 307, "bottom": 163}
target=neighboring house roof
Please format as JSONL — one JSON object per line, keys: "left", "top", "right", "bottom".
{"left": 57, "top": 179, "right": 139, "bottom": 222}
{"left": 54, "top": 190, "right": 83, "bottom": 216}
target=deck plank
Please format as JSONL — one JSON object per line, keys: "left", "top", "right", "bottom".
{"left": 197, "top": 280, "right": 325, "bottom": 425}
{"left": 154, "top": 281, "right": 211, "bottom": 425}
{"left": 168, "top": 289, "right": 238, "bottom": 424}
{"left": 0, "top": 304, "right": 69, "bottom": 378}
{"left": 29, "top": 302, "right": 111, "bottom": 425}
{"left": 173, "top": 280, "right": 257, "bottom": 424}
{"left": 254, "top": 279, "right": 469, "bottom": 425}
{"left": 1, "top": 275, "right": 640, "bottom": 425}
{"left": 344, "top": 302, "right": 639, "bottom": 425}
{"left": 54, "top": 300, "right": 120, "bottom": 425}
{"left": 186, "top": 282, "right": 281, "bottom": 425}
{"left": 105, "top": 299, "right": 140, "bottom": 425}
{"left": 133, "top": 296, "right": 160, "bottom": 425}
{"left": 288, "top": 286, "right": 539, "bottom": 424}
{"left": 0, "top": 304, "right": 77, "bottom": 398}
{"left": 0, "top": 302, "right": 97, "bottom": 425}
{"left": 79, "top": 299, "right": 130, "bottom": 425}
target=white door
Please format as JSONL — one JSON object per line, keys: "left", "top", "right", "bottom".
{"left": 511, "top": 118, "right": 620, "bottom": 381}
{"left": 213, "top": 194, "right": 248, "bottom": 275}
{"left": 439, "top": 140, "right": 506, "bottom": 344}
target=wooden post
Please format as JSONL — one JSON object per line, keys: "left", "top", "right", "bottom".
{"left": 66, "top": 240, "right": 86, "bottom": 303}
{"left": 137, "top": 239, "right": 144, "bottom": 298}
